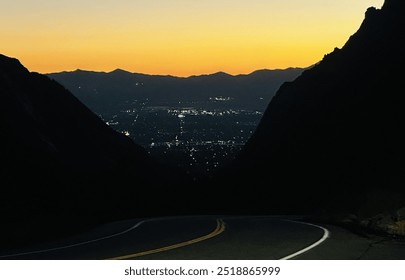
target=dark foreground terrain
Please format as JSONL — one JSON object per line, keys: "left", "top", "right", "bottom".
{"left": 0, "top": 0, "right": 405, "bottom": 256}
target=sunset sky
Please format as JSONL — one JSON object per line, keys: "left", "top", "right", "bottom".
{"left": 1, "top": 0, "right": 383, "bottom": 77}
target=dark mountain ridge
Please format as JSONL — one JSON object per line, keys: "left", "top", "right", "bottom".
{"left": 0, "top": 54, "right": 186, "bottom": 247}
{"left": 217, "top": 0, "right": 405, "bottom": 218}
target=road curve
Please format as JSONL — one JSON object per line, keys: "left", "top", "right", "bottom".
{"left": 109, "top": 219, "right": 225, "bottom": 260}
{"left": 0, "top": 216, "right": 331, "bottom": 260}
{"left": 132, "top": 216, "right": 328, "bottom": 260}
{"left": 279, "top": 220, "right": 330, "bottom": 260}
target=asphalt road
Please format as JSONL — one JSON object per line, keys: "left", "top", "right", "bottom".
{"left": 0, "top": 216, "right": 404, "bottom": 260}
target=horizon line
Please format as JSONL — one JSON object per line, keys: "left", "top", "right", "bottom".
{"left": 44, "top": 65, "right": 310, "bottom": 79}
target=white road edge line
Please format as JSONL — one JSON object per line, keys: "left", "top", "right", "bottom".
{"left": 279, "top": 220, "right": 330, "bottom": 260}
{"left": 0, "top": 220, "right": 146, "bottom": 258}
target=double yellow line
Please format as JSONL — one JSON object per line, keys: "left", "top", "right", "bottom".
{"left": 109, "top": 218, "right": 225, "bottom": 260}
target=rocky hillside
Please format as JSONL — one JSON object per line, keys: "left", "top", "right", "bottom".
{"left": 221, "top": 0, "right": 405, "bottom": 229}
{"left": 0, "top": 54, "right": 184, "bottom": 246}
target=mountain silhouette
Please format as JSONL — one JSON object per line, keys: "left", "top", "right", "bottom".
{"left": 48, "top": 68, "right": 304, "bottom": 114}
{"left": 219, "top": 0, "right": 405, "bottom": 217}
{"left": 0, "top": 54, "right": 184, "bottom": 246}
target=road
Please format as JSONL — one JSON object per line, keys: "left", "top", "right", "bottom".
{"left": 0, "top": 216, "right": 404, "bottom": 260}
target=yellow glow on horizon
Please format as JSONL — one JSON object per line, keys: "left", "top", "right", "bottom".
{"left": 0, "top": 0, "right": 384, "bottom": 77}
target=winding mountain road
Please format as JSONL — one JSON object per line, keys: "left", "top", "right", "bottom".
{"left": 0, "top": 216, "right": 404, "bottom": 260}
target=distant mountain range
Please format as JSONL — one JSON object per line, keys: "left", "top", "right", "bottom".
{"left": 47, "top": 68, "right": 305, "bottom": 113}
{"left": 47, "top": 67, "right": 305, "bottom": 176}
{"left": 220, "top": 0, "right": 405, "bottom": 219}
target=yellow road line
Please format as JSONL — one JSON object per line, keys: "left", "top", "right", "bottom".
{"left": 109, "top": 218, "right": 225, "bottom": 260}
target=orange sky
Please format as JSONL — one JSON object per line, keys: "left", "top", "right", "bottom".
{"left": 0, "top": 0, "right": 383, "bottom": 77}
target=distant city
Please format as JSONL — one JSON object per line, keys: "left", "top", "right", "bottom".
{"left": 102, "top": 99, "right": 263, "bottom": 177}
{"left": 48, "top": 67, "right": 304, "bottom": 177}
